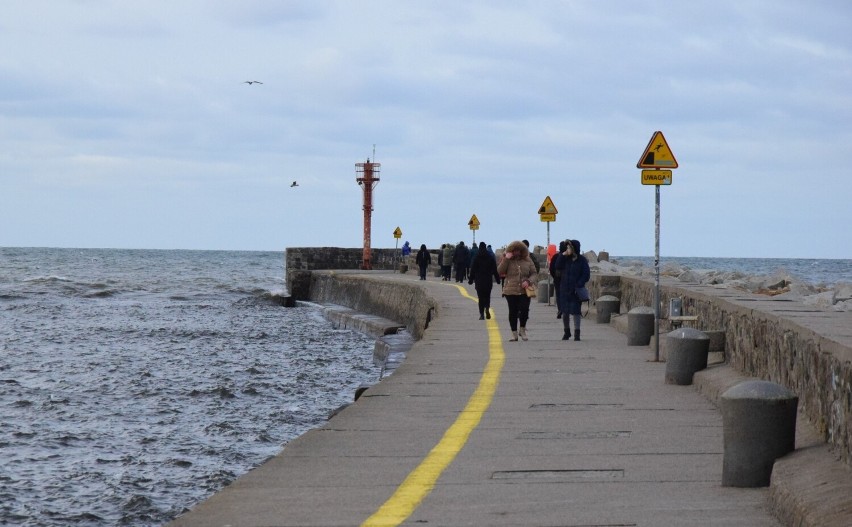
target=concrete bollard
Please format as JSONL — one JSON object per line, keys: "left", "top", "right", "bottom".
{"left": 595, "top": 295, "right": 621, "bottom": 324}
{"left": 721, "top": 380, "right": 798, "bottom": 487}
{"left": 537, "top": 282, "right": 548, "bottom": 303}
{"left": 664, "top": 328, "right": 710, "bottom": 385}
{"left": 627, "top": 306, "right": 655, "bottom": 346}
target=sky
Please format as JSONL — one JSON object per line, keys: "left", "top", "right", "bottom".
{"left": 2, "top": 1, "right": 850, "bottom": 258}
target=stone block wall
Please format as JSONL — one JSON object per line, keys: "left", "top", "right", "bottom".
{"left": 286, "top": 247, "right": 405, "bottom": 273}
{"left": 286, "top": 247, "right": 408, "bottom": 300}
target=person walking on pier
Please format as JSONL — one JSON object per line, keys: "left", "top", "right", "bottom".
{"left": 415, "top": 244, "right": 431, "bottom": 280}
{"left": 522, "top": 240, "right": 540, "bottom": 274}
{"left": 453, "top": 241, "right": 470, "bottom": 283}
{"left": 441, "top": 243, "right": 453, "bottom": 281}
{"left": 550, "top": 240, "right": 568, "bottom": 319}
{"left": 497, "top": 240, "right": 538, "bottom": 341}
{"left": 468, "top": 241, "right": 501, "bottom": 320}
{"left": 553, "top": 239, "right": 590, "bottom": 341}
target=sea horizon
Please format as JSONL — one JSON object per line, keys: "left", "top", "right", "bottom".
{"left": 2, "top": 244, "right": 850, "bottom": 261}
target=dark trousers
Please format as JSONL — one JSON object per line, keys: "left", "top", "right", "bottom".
{"left": 504, "top": 294, "right": 531, "bottom": 331}
{"left": 476, "top": 286, "right": 493, "bottom": 316}
{"left": 563, "top": 313, "right": 582, "bottom": 331}
{"left": 418, "top": 264, "right": 428, "bottom": 280}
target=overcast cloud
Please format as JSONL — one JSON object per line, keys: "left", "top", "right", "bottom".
{"left": 2, "top": 1, "right": 850, "bottom": 258}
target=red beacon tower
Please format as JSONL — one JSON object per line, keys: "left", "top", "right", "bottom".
{"left": 355, "top": 157, "right": 381, "bottom": 270}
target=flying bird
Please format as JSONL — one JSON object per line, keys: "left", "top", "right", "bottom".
{"left": 243, "top": 80, "right": 263, "bottom": 85}
{"left": 290, "top": 181, "right": 298, "bottom": 187}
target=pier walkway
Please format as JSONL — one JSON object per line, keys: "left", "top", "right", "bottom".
{"left": 169, "top": 272, "right": 849, "bottom": 527}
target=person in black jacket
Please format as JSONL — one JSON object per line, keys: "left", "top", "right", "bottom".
{"left": 553, "top": 239, "right": 591, "bottom": 341}
{"left": 415, "top": 244, "right": 431, "bottom": 280}
{"left": 453, "top": 241, "right": 470, "bottom": 282}
{"left": 468, "top": 241, "right": 501, "bottom": 320}
{"left": 549, "top": 240, "right": 569, "bottom": 319}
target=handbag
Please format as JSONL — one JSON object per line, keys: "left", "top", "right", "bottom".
{"left": 525, "top": 285, "right": 537, "bottom": 298}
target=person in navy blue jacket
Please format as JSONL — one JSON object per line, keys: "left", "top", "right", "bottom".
{"left": 553, "top": 239, "right": 590, "bottom": 341}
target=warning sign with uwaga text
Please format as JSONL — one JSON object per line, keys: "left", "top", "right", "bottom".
{"left": 641, "top": 170, "right": 672, "bottom": 185}
{"left": 637, "top": 131, "right": 678, "bottom": 169}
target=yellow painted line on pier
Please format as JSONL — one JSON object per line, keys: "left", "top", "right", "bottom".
{"left": 361, "top": 284, "right": 505, "bottom": 527}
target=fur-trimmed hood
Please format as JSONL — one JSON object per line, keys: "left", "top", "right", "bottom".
{"left": 505, "top": 240, "right": 529, "bottom": 258}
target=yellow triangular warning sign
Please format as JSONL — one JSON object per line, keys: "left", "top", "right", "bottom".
{"left": 637, "top": 131, "right": 678, "bottom": 169}
{"left": 393, "top": 226, "right": 402, "bottom": 238}
{"left": 468, "top": 214, "right": 480, "bottom": 229}
{"left": 537, "top": 196, "right": 558, "bottom": 215}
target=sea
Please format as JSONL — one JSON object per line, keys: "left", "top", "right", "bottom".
{"left": 1, "top": 248, "right": 850, "bottom": 527}
{"left": 0, "top": 248, "right": 381, "bottom": 527}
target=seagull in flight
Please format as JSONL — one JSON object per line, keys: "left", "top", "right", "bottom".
{"left": 243, "top": 80, "right": 263, "bottom": 85}
{"left": 290, "top": 181, "right": 298, "bottom": 187}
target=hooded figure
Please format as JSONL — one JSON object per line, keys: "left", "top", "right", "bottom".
{"left": 549, "top": 240, "right": 569, "bottom": 318}
{"left": 415, "top": 244, "right": 431, "bottom": 280}
{"left": 468, "top": 241, "right": 501, "bottom": 320}
{"left": 497, "top": 240, "right": 538, "bottom": 341}
{"left": 553, "top": 239, "right": 591, "bottom": 341}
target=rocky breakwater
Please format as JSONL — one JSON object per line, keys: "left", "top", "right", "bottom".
{"left": 578, "top": 252, "right": 852, "bottom": 467}
{"left": 595, "top": 256, "right": 851, "bottom": 312}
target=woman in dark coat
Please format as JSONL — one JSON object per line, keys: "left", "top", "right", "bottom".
{"left": 554, "top": 239, "right": 590, "bottom": 341}
{"left": 468, "top": 242, "right": 501, "bottom": 320}
{"left": 415, "top": 244, "right": 431, "bottom": 280}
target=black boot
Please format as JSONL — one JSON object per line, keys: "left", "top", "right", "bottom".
{"left": 562, "top": 328, "right": 571, "bottom": 340}
{"left": 574, "top": 329, "right": 581, "bottom": 341}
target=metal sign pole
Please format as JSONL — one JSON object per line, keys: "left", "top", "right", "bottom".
{"left": 654, "top": 185, "right": 661, "bottom": 362}
{"left": 636, "top": 130, "right": 677, "bottom": 363}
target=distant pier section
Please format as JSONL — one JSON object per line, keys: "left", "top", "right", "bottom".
{"left": 285, "top": 247, "right": 406, "bottom": 300}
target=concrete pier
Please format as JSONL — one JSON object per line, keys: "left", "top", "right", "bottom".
{"left": 168, "top": 271, "right": 852, "bottom": 527}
